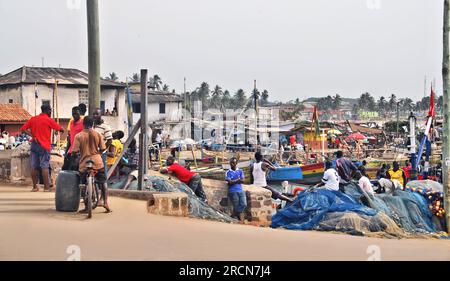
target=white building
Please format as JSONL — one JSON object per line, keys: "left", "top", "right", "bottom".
{"left": 0, "top": 66, "right": 128, "bottom": 138}
{"left": 128, "top": 83, "right": 183, "bottom": 139}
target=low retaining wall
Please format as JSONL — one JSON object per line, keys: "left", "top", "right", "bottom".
{"left": 202, "top": 178, "right": 274, "bottom": 227}
{"left": 109, "top": 189, "right": 189, "bottom": 217}
{"left": 0, "top": 149, "right": 63, "bottom": 186}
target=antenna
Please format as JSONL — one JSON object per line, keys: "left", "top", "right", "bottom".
{"left": 41, "top": 57, "right": 44, "bottom": 67}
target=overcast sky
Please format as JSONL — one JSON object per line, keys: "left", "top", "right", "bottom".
{"left": 0, "top": 0, "right": 444, "bottom": 101}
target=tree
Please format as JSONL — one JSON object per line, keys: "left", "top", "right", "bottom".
{"left": 221, "top": 90, "right": 231, "bottom": 111}
{"left": 250, "top": 88, "right": 260, "bottom": 110}
{"left": 131, "top": 73, "right": 140, "bottom": 82}
{"left": 389, "top": 94, "right": 397, "bottom": 112}
{"left": 233, "top": 89, "right": 247, "bottom": 110}
{"left": 400, "top": 98, "right": 414, "bottom": 113}
{"left": 333, "top": 94, "right": 342, "bottom": 110}
{"left": 261, "top": 90, "right": 269, "bottom": 106}
{"left": 107, "top": 72, "right": 118, "bottom": 82}
{"left": 193, "top": 82, "right": 210, "bottom": 109}
{"left": 163, "top": 84, "right": 170, "bottom": 92}
{"left": 377, "top": 96, "right": 387, "bottom": 113}
{"left": 210, "top": 85, "right": 223, "bottom": 109}
{"left": 358, "top": 92, "right": 376, "bottom": 111}
{"left": 150, "top": 75, "right": 163, "bottom": 91}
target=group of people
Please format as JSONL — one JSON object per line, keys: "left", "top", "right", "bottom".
{"left": 319, "top": 150, "right": 411, "bottom": 196}
{"left": 23, "top": 103, "right": 114, "bottom": 213}
{"left": 0, "top": 131, "right": 30, "bottom": 150}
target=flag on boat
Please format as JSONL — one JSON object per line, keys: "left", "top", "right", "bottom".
{"left": 311, "top": 106, "right": 320, "bottom": 137}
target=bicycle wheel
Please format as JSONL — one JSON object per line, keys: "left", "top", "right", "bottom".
{"left": 86, "top": 176, "right": 93, "bottom": 219}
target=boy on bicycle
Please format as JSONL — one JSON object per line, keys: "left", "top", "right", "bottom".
{"left": 72, "top": 116, "right": 111, "bottom": 213}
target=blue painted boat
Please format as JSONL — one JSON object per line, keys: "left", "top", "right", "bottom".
{"left": 267, "top": 166, "right": 303, "bottom": 182}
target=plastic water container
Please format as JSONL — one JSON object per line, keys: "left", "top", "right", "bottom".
{"left": 55, "top": 171, "right": 81, "bottom": 212}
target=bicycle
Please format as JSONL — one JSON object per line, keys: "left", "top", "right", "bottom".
{"left": 81, "top": 160, "right": 100, "bottom": 219}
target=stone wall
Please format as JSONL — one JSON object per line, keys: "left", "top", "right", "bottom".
{"left": 0, "top": 150, "right": 12, "bottom": 181}
{"left": 202, "top": 178, "right": 274, "bottom": 227}
{"left": 0, "top": 145, "right": 63, "bottom": 186}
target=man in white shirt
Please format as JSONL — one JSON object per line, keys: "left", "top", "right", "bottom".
{"left": 318, "top": 161, "right": 341, "bottom": 191}
{"left": 355, "top": 171, "right": 374, "bottom": 195}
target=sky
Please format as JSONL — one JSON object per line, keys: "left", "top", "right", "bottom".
{"left": 0, "top": 0, "right": 445, "bottom": 102}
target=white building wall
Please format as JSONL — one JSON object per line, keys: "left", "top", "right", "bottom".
{"left": 7, "top": 85, "right": 122, "bottom": 119}
{"left": 0, "top": 86, "right": 22, "bottom": 105}
{"left": 133, "top": 101, "right": 182, "bottom": 124}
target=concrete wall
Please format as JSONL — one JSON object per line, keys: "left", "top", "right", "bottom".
{"left": 0, "top": 150, "right": 13, "bottom": 181}
{"left": 0, "top": 85, "right": 22, "bottom": 104}
{"left": 133, "top": 101, "right": 183, "bottom": 125}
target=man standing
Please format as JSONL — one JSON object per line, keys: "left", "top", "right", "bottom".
{"left": 93, "top": 108, "right": 113, "bottom": 172}
{"left": 252, "top": 152, "right": 294, "bottom": 203}
{"left": 21, "top": 104, "right": 64, "bottom": 192}
{"left": 160, "top": 156, "right": 208, "bottom": 203}
{"left": 225, "top": 157, "right": 247, "bottom": 221}
{"left": 72, "top": 116, "right": 111, "bottom": 213}
{"left": 402, "top": 160, "right": 412, "bottom": 181}
{"left": 63, "top": 106, "right": 84, "bottom": 170}
{"left": 335, "top": 150, "right": 358, "bottom": 182}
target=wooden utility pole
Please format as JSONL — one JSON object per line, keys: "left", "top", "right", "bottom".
{"left": 138, "top": 69, "right": 149, "bottom": 191}
{"left": 442, "top": 0, "right": 450, "bottom": 233}
{"left": 86, "top": 0, "right": 101, "bottom": 115}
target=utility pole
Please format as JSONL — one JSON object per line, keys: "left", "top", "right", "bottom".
{"left": 396, "top": 102, "right": 400, "bottom": 138}
{"left": 86, "top": 0, "right": 101, "bottom": 115}
{"left": 138, "top": 69, "right": 149, "bottom": 191}
{"left": 442, "top": 0, "right": 450, "bottom": 233}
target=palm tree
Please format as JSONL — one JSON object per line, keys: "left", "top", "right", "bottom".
{"left": 233, "top": 89, "right": 247, "bottom": 110}
{"left": 389, "top": 94, "right": 397, "bottom": 113}
{"left": 401, "top": 98, "right": 414, "bottom": 114}
{"left": 107, "top": 72, "right": 118, "bottom": 82}
{"left": 261, "top": 90, "right": 269, "bottom": 106}
{"left": 249, "top": 88, "right": 260, "bottom": 110}
{"left": 333, "top": 94, "right": 342, "bottom": 109}
{"left": 163, "top": 84, "right": 170, "bottom": 92}
{"left": 131, "top": 73, "right": 140, "bottom": 82}
{"left": 210, "top": 85, "right": 223, "bottom": 109}
{"left": 150, "top": 75, "right": 163, "bottom": 91}
{"left": 221, "top": 90, "right": 231, "bottom": 111}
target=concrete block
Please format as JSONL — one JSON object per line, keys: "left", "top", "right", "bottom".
{"left": 147, "top": 192, "right": 188, "bottom": 217}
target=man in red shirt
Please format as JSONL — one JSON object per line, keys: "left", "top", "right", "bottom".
{"left": 402, "top": 160, "right": 412, "bottom": 180}
{"left": 160, "top": 156, "right": 208, "bottom": 203}
{"left": 21, "top": 104, "right": 64, "bottom": 192}
{"left": 63, "top": 106, "right": 84, "bottom": 171}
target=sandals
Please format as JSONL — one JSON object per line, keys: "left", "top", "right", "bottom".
{"left": 31, "top": 187, "right": 39, "bottom": 192}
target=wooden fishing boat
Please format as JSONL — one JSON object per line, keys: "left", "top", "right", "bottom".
{"left": 267, "top": 162, "right": 324, "bottom": 184}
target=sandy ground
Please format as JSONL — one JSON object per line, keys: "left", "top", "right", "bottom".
{"left": 0, "top": 185, "right": 449, "bottom": 261}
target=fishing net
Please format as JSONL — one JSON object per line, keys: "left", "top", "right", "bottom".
{"left": 108, "top": 175, "right": 236, "bottom": 223}
{"left": 272, "top": 182, "right": 446, "bottom": 238}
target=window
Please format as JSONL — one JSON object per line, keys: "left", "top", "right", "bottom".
{"left": 8, "top": 99, "right": 13, "bottom": 104}
{"left": 42, "top": 100, "right": 51, "bottom": 107}
{"left": 159, "top": 103, "right": 166, "bottom": 114}
{"left": 100, "top": 101, "right": 106, "bottom": 114}
{"left": 132, "top": 103, "right": 141, "bottom": 113}
{"left": 78, "top": 90, "right": 89, "bottom": 107}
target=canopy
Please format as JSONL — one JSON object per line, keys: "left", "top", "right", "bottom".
{"left": 328, "top": 129, "right": 342, "bottom": 135}
{"left": 347, "top": 133, "right": 367, "bottom": 140}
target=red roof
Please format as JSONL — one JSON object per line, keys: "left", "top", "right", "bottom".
{"left": 0, "top": 104, "right": 32, "bottom": 123}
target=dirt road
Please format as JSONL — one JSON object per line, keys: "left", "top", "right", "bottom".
{"left": 0, "top": 185, "right": 449, "bottom": 261}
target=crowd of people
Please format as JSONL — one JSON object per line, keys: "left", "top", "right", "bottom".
{"left": 0, "top": 131, "right": 31, "bottom": 150}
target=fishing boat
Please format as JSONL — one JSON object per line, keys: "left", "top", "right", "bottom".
{"left": 267, "top": 162, "right": 324, "bottom": 184}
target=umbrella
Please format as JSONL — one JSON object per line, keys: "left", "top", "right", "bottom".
{"left": 328, "top": 129, "right": 342, "bottom": 135}
{"left": 347, "top": 133, "right": 367, "bottom": 140}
